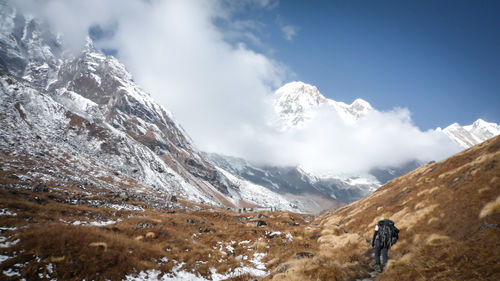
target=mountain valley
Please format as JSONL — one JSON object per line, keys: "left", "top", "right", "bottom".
{"left": 1, "top": 3, "right": 500, "bottom": 280}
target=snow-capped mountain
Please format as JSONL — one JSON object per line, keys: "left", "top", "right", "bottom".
{"left": 439, "top": 119, "right": 500, "bottom": 149}
{"left": 274, "top": 81, "right": 373, "bottom": 127}
{"left": 272, "top": 81, "right": 384, "bottom": 200}
{"left": 0, "top": 6, "right": 303, "bottom": 212}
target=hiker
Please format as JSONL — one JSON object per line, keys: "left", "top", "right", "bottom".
{"left": 371, "top": 217, "right": 399, "bottom": 272}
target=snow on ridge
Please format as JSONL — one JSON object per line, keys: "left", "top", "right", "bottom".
{"left": 79, "top": 50, "right": 190, "bottom": 146}
{"left": 442, "top": 118, "right": 500, "bottom": 149}
{"left": 274, "top": 81, "right": 373, "bottom": 127}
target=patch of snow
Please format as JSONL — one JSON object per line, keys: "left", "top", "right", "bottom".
{"left": 88, "top": 220, "right": 121, "bottom": 226}
{"left": 46, "top": 263, "right": 54, "bottom": 274}
{"left": 107, "top": 204, "right": 145, "bottom": 212}
{"left": 124, "top": 252, "right": 269, "bottom": 280}
{"left": 60, "top": 219, "right": 121, "bottom": 226}
{"left": 89, "top": 73, "right": 102, "bottom": 86}
{"left": 0, "top": 209, "right": 17, "bottom": 216}
{"left": 0, "top": 254, "right": 11, "bottom": 263}
{"left": 0, "top": 226, "right": 18, "bottom": 231}
{"left": 0, "top": 238, "right": 20, "bottom": 248}
{"left": 249, "top": 252, "right": 267, "bottom": 271}
{"left": 3, "top": 268, "right": 21, "bottom": 277}
{"left": 124, "top": 269, "right": 208, "bottom": 281}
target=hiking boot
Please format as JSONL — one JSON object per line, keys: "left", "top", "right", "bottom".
{"left": 374, "top": 264, "right": 382, "bottom": 272}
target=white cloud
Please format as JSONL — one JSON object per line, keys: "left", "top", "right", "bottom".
{"left": 281, "top": 25, "right": 297, "bottom": 41}
{"left": 238, "top": 105, "right": 460, "bottom": 175}
{"left": 276, "top": 16, "right": 297, "bottom": 41}
{"left": 12, "top": 0, "right": 461, "bottom": 176}
{"left": 13, "top": 0, "right": 131, "bottom": 52}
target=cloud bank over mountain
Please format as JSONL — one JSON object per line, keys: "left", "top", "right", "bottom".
{"left": 269, "top": 106, "right": 459, "bottom": 175}
{"left": 13, "top": 0, "right": 461, "bottom": 175}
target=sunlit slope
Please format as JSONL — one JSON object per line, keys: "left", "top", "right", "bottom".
{"left": 327, "top": 135, "right": 500, "bottom": 280}
{"left": 270, "top": 135, "right": 499, "bottom": 281}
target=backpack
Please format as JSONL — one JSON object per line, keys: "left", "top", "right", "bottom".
{"left": 377, "top": 219, "right": 399, "bottom": 248}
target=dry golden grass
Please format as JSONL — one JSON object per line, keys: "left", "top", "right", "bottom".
{"left": 479, "top": 195, "right": 500, "bottom": 218}
{"left": 0, "top": 177, "right": 324, "bottom": 280}
{"left": 308, "top": 135, "right": 500, "bottom": 281}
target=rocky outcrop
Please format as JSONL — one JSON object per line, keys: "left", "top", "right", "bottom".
{"left": 0, "top": 6, "right": 235, "bottom": 206}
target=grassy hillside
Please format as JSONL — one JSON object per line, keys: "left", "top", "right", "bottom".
{"left": 271, "top": 135, "right": 500, "bottom": 280}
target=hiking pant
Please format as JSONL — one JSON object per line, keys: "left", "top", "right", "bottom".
{"left": 374, "top": 240, "right": 389, "bottom": 265}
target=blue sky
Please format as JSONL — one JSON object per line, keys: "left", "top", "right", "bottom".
{"left": 226, "top": 0, "right": 500, "bottom": 130}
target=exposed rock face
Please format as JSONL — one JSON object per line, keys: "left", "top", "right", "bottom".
{"left": 48, "top": 49, "right": 233, "bottom": 196}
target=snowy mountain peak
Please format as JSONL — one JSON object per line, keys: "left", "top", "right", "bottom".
{"left": 274, "top": 81, "right": 373, "bottom": 127}
{"left": 465, "top": 119, "right": 500, "bottom": 141}
{"left": 351, "top": 98, "right": 372, "bottom": 111}
{"left": 275, "top": 81, "right": 326, "bottom": 108}
{"left": 466, "top": 119, "right": 499, "bottom": 132}
{"left": 442, "top": 119, "right": 500, "bottom": 149}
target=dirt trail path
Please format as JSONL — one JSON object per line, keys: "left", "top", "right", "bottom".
{"left": 355, "top": 268, "right": 379, "bottom": 281}
{"left": 345, "top": 226, "right": 381, "bottom": 281}
{"left": 353, "top": 249, "right": 380, "bottom": 281}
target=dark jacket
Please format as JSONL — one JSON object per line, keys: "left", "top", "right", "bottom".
{"left": 371, "top": 219, "right": 399, "bottom": 248}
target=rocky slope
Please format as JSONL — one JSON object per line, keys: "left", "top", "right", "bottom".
{"left": 0, "top": 6, "right": 301, "bottom": 212}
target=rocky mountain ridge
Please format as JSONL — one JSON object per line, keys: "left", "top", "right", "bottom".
{"left": 0, "top": 6, "right": 303, "bottom": 212}
{"left": 439, "top": 118, "right": 500, "bottom": 149}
